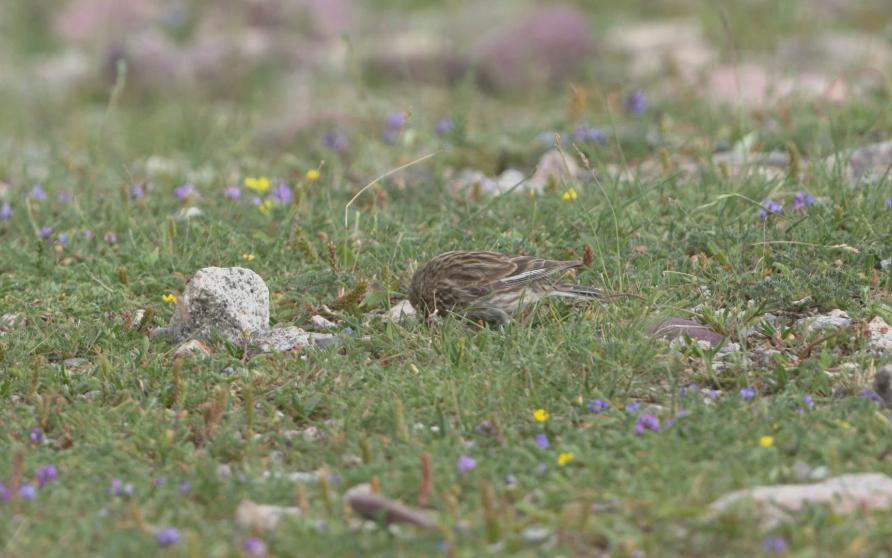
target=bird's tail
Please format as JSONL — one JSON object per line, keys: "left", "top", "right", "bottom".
{"left": 551, "top": 283, "right": 608, "bottom": 302}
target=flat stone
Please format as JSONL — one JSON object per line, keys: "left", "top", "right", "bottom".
{"left": 250, "top": 327, "right": 339, "bottom": 353}
{"left": 710, "top": 473, "right": 892, "bottom": 526}
{"left": 795, "top": 309, "right": 851, "bottom": 334}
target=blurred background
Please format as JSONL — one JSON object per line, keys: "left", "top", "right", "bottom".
{"left": 1, "top": 0, "right": 891, "bottom": 183}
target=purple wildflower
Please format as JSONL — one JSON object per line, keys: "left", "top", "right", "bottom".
{"left": 385, "top": 112, "right": 407, "bottom": 131}
{"left": 251, "top": 196, "right": 262, "bottom": 206}
{"left": 634, "top": 414, "right": 661, "bottom": 435}
{"left": 679, "top": 384, "right": 698, "bottom": 398}
{"left": 505, "top": 474, "right": 518, "bottom": 487}
{"left": 56, "top": 233, "right": 68, "bottom": 247}
{"left": 802, "top": 395, "right": 815, "bottom": 409}
{"left": 243, "top": 538, "right": 268, "bottom": 558}
{"left": 588, "top": 399, "right": 610, "bottom": 414}
{"left": 886, "top": 196, "right": 892, "bottom": 209}
{"left": 536, "top": 463, "right": 548, "bottom": 476}
{"left": 457, "top": 454, "right": 476, "bottom": 474}
{"left": 109, "top": 479, "right": 133, "bottom": 497}
{"left": 573, "top": 125, "right": 607, "bottom": 144}
{"left": 758, "top": 199, "right": 784, "bottom": 220}
{"left": 0, "top": 202, "right": 11, "bottom": 221}
{"left": 0, "top": 483, "right": 8, "bottom": 503}
{"left": 57, "top": 192, "right": 72, "bottom": 204}
{"left": 30, "top": 427, "right": 44, "bottom": 443}
{"left": 625, "top": 402, "right": 641, "bottom": 414}
{"left": 435, "top": 117, "right": 454, "bottom": 136}
{"left": 19, "top": 484, "right": 37, "bottom": 501}
{"left": 223, "top": 186, "right": 241, "bottom": 201}
{"left": 174, "top": 183, "right": 195, "bottom": 200}
{"left": 83, "top": 229, "right": 95, "bottom": 241}
{"left": 155, "top": 528, "right": 181, "bottom": 547}
{"left": 178, "top": 482, "right": 191, "bottom": 494}
{"left": 625, "top": 90, "right": 647, "bottom": 117}
{"left": 30, "top": 185, "right": 47, "bottom": 201}
{"left": 739, "top": 387, "right": 756, "bottom": 401}
{"left": 271, "top": 182, "right": 293, "bottom": 205}
{"left": 104, "top": 232, "right": 117, "bottom": 245}
{"left": 38, "top": 226, "right": 53, "bottom": 240}
{"left": 36, "top": 465, "right": 58, "bottom": 488}
{"left": 676, "top": 409, "right": 690, "bottom": 418}
{"left": 534, "top": 434, "right": 550, "bottom": 449}
{"left": 323, "top": 132, "right": 348, "bottom": 152}
{"left": 704, "top": 389, "right": 721, "bottom": 401}
{"left": 791, "top": 191, "right": 815, "bottom": 212}
{"left": 861, "top": 389, "right": 883, "bottom": 404}
{"left": 129, "top": 184, "right": 146, "bottom": 200}
{"left": 153, "top": 477, "right": 166, "bottom": 487}
{"left": 762, "top": 536, "right": 788, "bottom": 554}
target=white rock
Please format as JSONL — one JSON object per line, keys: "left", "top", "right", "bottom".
{"left": 310, "top": 315, "right": 337, "bottom": 330}
{"left": 0, "top": 313, "right": 23, "bottom": 332}
{"left": 173, "top": 206, "right": 205, "bottom": 220}
{"left": 386, "top": 300, "right": 416, "bottom": 322}
{"left": 235, "top": 500, "right": 302, "bottom": 531}
{"left": 528, "top": 149, "right": 580, "bottom": 191}
{"left": 880, "top": 257, "right": 891, "bottom": 271}
{"left": 868, "top": 316, "right": 892, "bottom": 352}
{"left": 495, "top": 168, "right": 527, "bottom": 193}
{"left": 164, "top": 267, "right": 269, "bottom": 345}
{"left": 252, "top": 326, "right": 310, "bottom": 352}
{"left": 710, "top": 473, "right": 892, "bottom": 526}
{"left": 795, "top": 309, "right": 851, "bottom": 333}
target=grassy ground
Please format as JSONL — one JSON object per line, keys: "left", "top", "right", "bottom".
{"left": 3, "top": 2, "right": 892, "bottom": 557}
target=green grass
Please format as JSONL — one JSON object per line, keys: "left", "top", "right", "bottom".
{"left": 3, "top": 2, "right": 892, "bottom": 557}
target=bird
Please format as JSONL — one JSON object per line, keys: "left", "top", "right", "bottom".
{"left": 408, "top": 250, "right": 606, "bottom": 325}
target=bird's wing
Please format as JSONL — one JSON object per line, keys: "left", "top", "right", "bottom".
{"left": 497, "top": 256, "right": 581, "bottom": 287}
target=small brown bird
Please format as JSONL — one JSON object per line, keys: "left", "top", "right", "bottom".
{"left": 408, "top": 250, "right": 606, "bottom": 325}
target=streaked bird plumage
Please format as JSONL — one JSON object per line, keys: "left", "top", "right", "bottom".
{"left": 408, "top": 250, "right": 605, "bottom": 325}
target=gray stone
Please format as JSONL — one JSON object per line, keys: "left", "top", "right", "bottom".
{"left": 868, "top": 317, "right": 892, "bottom": 352}
{"left": 385, "top": 299, "right": 417, "bottom": 323}
{"left": 251, "top": 326, "right": 338, "bottom": 353}
{"left": 164, "top": 266, "right": 269, "bottom": 345}
{"left": 62, "top": 357, "right": 93, "bottom": 373}
{"left": 795, "top": 309, "right": 851, "bottom": 334}
{"left": 825, "top": 140, "right": 892, "bottom": 184}
{"left": 310, "top": 315, "right": 337, "bottom": 330}
{"left": 529, "top": 149, "right": 580, "bottom": 192}
{"left": 710, "top": 473, "right": 892, "bottom": 526}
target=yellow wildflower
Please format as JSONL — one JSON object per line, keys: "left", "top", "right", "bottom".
{"left": 759, "top": 435, "right": 774, "bottom": 448}
{"left": 306, "top": 169, "right": 321, "bottom": 182}
{"left": 561, "top": 188, "right": 578, "bottom": 203}
{"left": 533, "top": 409, "right": 550, "bottom": 423}
{"left": 557, "top": 452, "right": 575, "bottom": 466}
{"left": 258, "top": 200, "right": 274, "bottom": 215}
{"left": 244, "top": 176, "right": 271, "bottom": 194}
{"left": 162, "top": 293, "right": 177, "bottom": 304}
{"left": 242, "top": 253, "right": 255, "bottom": 262}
